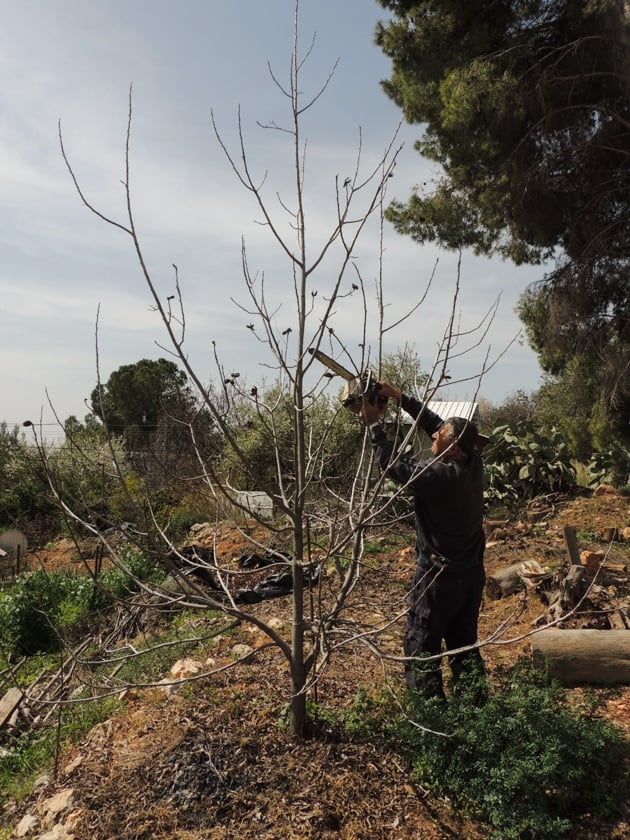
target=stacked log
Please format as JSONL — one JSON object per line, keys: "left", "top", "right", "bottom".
{"left": 532, "top": 629, "right": 630, "bottom": 685}
{"left": 487, "top": 522, "right": 629, "bottom": 684}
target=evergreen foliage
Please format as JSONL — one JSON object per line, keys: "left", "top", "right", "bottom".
{"left": 375, "top": 0, "right": 629, "bottom": 264}
{"left": 396, "top": 663, "right": 628, "bottom": 839}
{"left": 375, "top": 0, "right": 630, "bottom": 448}
{"left": 89, "top": 358, "right": 193, "bottom": 443}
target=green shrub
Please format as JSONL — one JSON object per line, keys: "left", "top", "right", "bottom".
{"left": 57, "top": 573, "right": 97, "bottom": 626}
{"left": 389, "top": 662, "right": 627, "bottom": 839}
{"left": 119, "top": 543, "right": 166, "bottom": 583}
{"left": 0, "top": 569, "right": 102, "bottom": 656}
{"left": 0, "top": 546, "right": 167, "bottom": 657}
{"left": 162, "top": 498, "right": 214, "bottom": 542}
{"left": 317, "top": 664, "right": 627, "bottom": 839}
{"left": 86, "top": 543, "right": 166, "bottom": 609}
{"left": 484, "top": 423, "right": 576, "bottom": 512}
{"left": 0, "top": 570, "right": 65, "bottom": 656}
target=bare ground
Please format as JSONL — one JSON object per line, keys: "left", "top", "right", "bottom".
{"left": 3, "top": 490, "right": 630, "bottom": 839}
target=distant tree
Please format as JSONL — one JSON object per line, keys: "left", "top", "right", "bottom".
{"left": 518, "top": 278, "right": 629, "bottom": 452}
{"left": 90, "top": 358, "right": 192, "bottom": 443}
{"left": 375, "top": 0, "right": 630, "bottom": 447}
{"left": 64, "top": 413, "right": 106, "bottom": 438}
{"left": 379, "top": 345, "right": 427, "bottom": 395}
{"left": 480, "top": 389, "right": 537, "bottom": 432}
{"left": 48, "top": 424, "right": 133, "bottom": 532}
{"left": 375, "top": 0, "right": 628, "bottom": 264}
{"left": 222, "top": 385, "right": 362, "bottom": 492}
{"left": 0, "top": 422, "right": 21, "bottom": 476}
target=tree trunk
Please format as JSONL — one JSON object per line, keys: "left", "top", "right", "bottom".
{"left": 531, "top": 629, "right": 630, "bottom": 684}
{"left": 290, "top": 561, "right": 307, "bottom": 737}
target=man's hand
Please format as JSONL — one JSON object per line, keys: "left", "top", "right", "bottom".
{"left": 359, "top": 380, "right": 391, "bottom": 425}
{"left": 377, "top": 381, "right": 402, "bottom": 402}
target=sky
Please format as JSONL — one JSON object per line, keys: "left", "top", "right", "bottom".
{"left": 1, "top": 0, "right": 549, "bottom": 442}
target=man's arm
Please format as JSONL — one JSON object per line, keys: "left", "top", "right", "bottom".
{"left": 359, "top": 383, "right": 429, "bottom": 486}
{"left": 400, "top": 394, "right": 443, "bottom": 439}
{"left": 376, "top": 381, "right": 443, "bottom": 439}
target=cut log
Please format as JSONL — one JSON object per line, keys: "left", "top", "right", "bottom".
{"left": 531, "top": 629, "right": 630, "bottom": 684}
{"left": 485, "top": 560, "right": 547, "bottom": 600}
{"left": 486, "top": 562, "right": 527, "bottom": 599}
{"left": 0, "top": 687, "right": 24, "bottom": 729}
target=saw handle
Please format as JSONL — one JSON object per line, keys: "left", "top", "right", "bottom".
{"left": 362, "top": 371, "right": 388, "bottom": 411}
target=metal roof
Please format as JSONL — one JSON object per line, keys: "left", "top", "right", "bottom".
{"left": 400, "top": 400, "right": 479, "bottom": 424}
{"left": 428, "top": 400, "right": 479, "bottom": 420}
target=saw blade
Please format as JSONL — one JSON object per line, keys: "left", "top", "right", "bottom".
{"left": 307, "top": 348, "right": 356, "bottom": 381}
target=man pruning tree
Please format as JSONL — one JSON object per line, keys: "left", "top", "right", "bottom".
{"left": 360, "top": 382, "right": 487, "bottom": 703}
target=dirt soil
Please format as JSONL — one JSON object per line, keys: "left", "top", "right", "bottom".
{"left": 4, "top": 490, "right": 630, "bottom": 839}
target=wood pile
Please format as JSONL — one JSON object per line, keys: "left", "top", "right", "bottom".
{"left": 486, "top": 524, "right": 630, "bottom": 684}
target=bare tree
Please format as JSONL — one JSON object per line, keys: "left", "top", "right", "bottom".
{"left": 44, "top": 0, "right": 511, "bottom": 738}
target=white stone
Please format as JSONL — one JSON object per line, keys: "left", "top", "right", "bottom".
{"left": 15, "top": 813, "right": 38, "bottom": 837}
{"left": 267, "top": 617, "right": 286, "bottom": 631}
{"left": 41, "top": 788, "right": 74, "bottom": 822}
{"left": 37, "top": 825, "right": 75, "bottom": 840}
{"left": 62, "top": 755, "right": 83, "bottom": 776}
{"left": 170, "top": 658, "right": 204, "bottom": 679}
{"left": 32, "top": 774, "right": 51, "bottom": 792}
{"left": 231, "top": 643, "right": 255, "bottom": 661}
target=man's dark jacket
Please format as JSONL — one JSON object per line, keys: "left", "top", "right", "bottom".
{"left": 370, "top": 394, "right": 485, "bottom": 571}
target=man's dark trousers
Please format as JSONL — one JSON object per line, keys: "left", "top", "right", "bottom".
{"left": 404, "top": 561, "right": 486, "bottom": 701}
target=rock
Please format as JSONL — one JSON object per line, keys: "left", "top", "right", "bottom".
{"left": 188, "top": 522, "right": 215, "bottom": 542}
{"left": 267, "top": 617, "right": 286, "bottom": 631}
{"left": 15, "top": 813, "right": 38, "bottom": 837}
{"left": 41, "top": 789, "right": 74, "bottom": 825}
{"left": 170, "top": 658, "right": 204, "bottom": 679}
{"left": 156, "top": 677, "right": 175, "bottom": 695}
{"left": 32, "top": 774, "right": 52, "bottom": 792}
{"left": 231, "top": 643, "right": 255, "bottom": 662}
{"left": 37, "top": 824, "right": 75, "bottom": 840}
{"left": 580, "top": 550, "right": 605, "bottom": 576}
{"left": 593, "top": 483, "right": 618, "bottom": 496}
{"left": 62, "top": 755, "right": 83, "bottom": 776}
